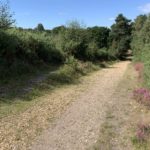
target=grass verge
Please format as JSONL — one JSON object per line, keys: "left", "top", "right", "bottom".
{"left": 0, "top": 58, "right": 107, "bottom": 118}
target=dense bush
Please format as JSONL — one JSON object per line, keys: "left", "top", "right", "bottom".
{"left": 87, "top": 26, "right": 110, "bottom": 48}
{"left": 0, "top": 29, "right": 65, "bottom": 78}
{"left": 132, "top": 15, "right": 150, "bottom": 87}
{"left": 0, "top": 10, "right": 134, "bottom": 80}
{"left": 49, "top": 56, "right": 98, "bottom": 83}
{"left": 0, "top": 22, "right": 121, "bottom": 79}
{"left": 0, "top": 0, "right": 133, "bottom": 80}
{"left": 60, "top": 27, "right": 88, "bottom": 60}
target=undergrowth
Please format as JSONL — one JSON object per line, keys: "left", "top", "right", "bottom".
{"left": 0, "top": 57, "right": 100, "bottom": 118}
{"left": 132, "top": 62, "right": 150, "bottom": 149}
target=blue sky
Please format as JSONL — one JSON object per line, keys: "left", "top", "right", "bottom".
{"left": 8, "top": 0, "right": 150, "bottom": 29}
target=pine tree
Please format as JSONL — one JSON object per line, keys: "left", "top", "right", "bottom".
{"left": 109, "top": 14, "right": 132, "bottom": 58}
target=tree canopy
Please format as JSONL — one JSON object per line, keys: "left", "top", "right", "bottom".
{"left": 0, "top": 0, "right": 15, "bottom": 29}
{"left": 109, "top": 14, "right": 132, "bottom": 58}
{"left": 35, "top": 23, "right": 45, "bottom": 31}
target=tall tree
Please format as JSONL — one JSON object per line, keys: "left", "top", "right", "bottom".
{"left": 133, "top": 15, "right": 147, "bottom": 31}
{"left": 0, "top": 0, "right": 15, "bottom": 29}
{"left": 109, "top": 14, "right": 132, "bottom": 58}
{"left": 35, "top": 23, "right": 45, "bottom": 31}
{"left": 52, "top": 25, "right": 66, "bottom": 34}
{"left": 131, "top": 15, "right": 147, "bottom": 56}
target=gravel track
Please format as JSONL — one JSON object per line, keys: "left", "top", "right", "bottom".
{"left": 31, "top": 61, "right": 130, "bottom": 150}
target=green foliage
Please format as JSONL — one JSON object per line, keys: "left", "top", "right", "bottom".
{"left": 66, "top": 20, "right": 85, "bottom": 29}
{"left": 109, "top": 14, "right": 132, "bottom": 58}
{"left": 0, "top": 29, "right": 65, "bottom": 78}
{"left": 0, "top": 2, "right": 135, "bottom": 82}
{"left": 132, "top": 15, "right": 150, "bottom": 88}
{"left": 0, "top": 19, "right": 120, "bottom": 80}
{"left": 35, "top": 23, "right": 45, "bottom": 31}
{"left": 133, "top": 15, "right": 147, "bottom": 31}
{"left": 60, "top": 25, "right": 88, "bottom": 60}
{"left": 87, "top": 26, "right": 110, "bottom": 48}
{"left": 0, "top": 0, "right": 15, "bottom": 29}
{"left": 95, "top": 48, "right": 109, "bottom": 60}
{"left": 52, "top": 25, "right": 66, "bottom": 34}
{"left": 49, "top": 56, "right": 98, "bottom": 83}
{"left": 58, "top": 22, "right": 112, "bottom": 61}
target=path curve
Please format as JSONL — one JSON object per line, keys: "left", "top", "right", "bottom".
{"left": 31, "top": 61, "right": 130, "bottom": 150}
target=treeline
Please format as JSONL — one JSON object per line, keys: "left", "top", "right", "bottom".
{"left": 0, "top": 2, "right": 132, "bottom": 79}
{"left": 132, "top": 15, "right": 150, "bottom": 87}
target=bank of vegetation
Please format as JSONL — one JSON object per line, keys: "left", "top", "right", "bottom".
{"left": 0, "top": 1, "right": 132, "bottom": 117}
{"left": 0, "top": 1, "right": 132, "bottom": 82}
{"left": 131, "top": 14, "right": 150, "bottom": 149}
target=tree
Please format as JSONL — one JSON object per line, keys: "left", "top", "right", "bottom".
{"left": 87, "top": 26, "right": 110, "bottom": 48}
{"left": 131, "top": 15, "right": 147, "bottom": 57}
{"left": 35, "top": 23, "right": 45, "bottom": 31}
{"left": 0, "top": 0, "right": 15, "bottom": 29}
{"left": 61, "top": 21, "right": 88, "bottom": 60}
{"left": 133, "top": 15, "right": 147, "bottom": 31}
{"left": 109, "top": 14, "right": 132, "bottom": 58}
{"left": 131, "top": 15, "right": 150, "bottom": 87}
{"left": 66, "top": 20, "right": 86, "bottom": 29}
{"left": 52, "top": 25, "right": 66, "bottom": 34}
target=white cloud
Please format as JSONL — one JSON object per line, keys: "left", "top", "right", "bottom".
{"left": 138, "top": 3, "right": 150, "bottom": 13}
{"left": 108, "top": 17, "right": 115, "bottom": 21}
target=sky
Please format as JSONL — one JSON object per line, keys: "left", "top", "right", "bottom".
{"left": 6, "top": 0, "right": 150, "bottom": 29}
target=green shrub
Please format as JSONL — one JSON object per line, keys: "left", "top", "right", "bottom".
{"left": 0, "top": 20, "right": 119, "bottom": 80}
{"left": 49, "top": 56, "right": 98, "bottom": 83}
{"left": 132, "top": 15, "right": 150, "bottom": 88}
{"left": 95, "top": 48, "right": 109, "bottom": 60}
{"left": 49, "top": 57, "right": 79, "bottom": 83}
{"left": 0, "top": 29, "right": 66, "bottom": 78}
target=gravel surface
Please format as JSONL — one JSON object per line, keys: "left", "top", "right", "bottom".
{"left": 31, "top": 61, "right": 130, "bottom": 150}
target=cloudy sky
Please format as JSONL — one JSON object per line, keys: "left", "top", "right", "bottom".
{"left": 8, "top": 0, "right": 150, "bottom": 29}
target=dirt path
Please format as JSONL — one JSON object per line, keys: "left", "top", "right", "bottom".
{"left": 0, "top": 61, "right": 137, "bottom": 150}
{"left": 92, "top": 63, "right": 137, "bottom": 150}
{"left": 30, "top": 61, "right": 133, "bottom": 150}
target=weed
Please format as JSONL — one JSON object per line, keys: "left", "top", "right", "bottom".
{"left": 133, "top": 88, "right": 150, "bottom": 107}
